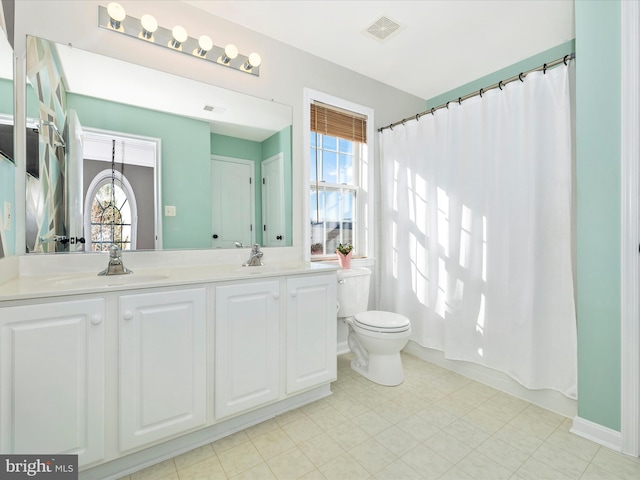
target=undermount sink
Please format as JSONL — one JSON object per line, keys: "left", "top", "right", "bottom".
{"left": 52, "top": 274, "right": 169, "bottom": 288}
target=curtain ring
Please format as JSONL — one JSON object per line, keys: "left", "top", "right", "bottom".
{"left": 563, "top": 54, "right": 569, "bottom": 66}
{"left": 389, "top": 124, "right": 393, "bottom": 131}
{"left": 401, "top": 119, "right": 406, "bottom": 126}
{"left": 458, "top": 97, "right": 462, "bottom": 105}
{"left": 498, "top": 81, "right": 504, "bottom": 91}
{"left": 446, "top": 101, "right": 450, "bottom": 109}
{"left": 543, "top": 63, "right": 547, "bottom": 74}
{"left": 430, "top": 108, "right": 435, "bottom": 116}
{"left": 479, "top": 88, "right": 484, "bottom": 98}
{"left": 416, "top": 114, "right": 420, "bottom": 122}
{"left": 519, "top": 72, "right": 525, "bottom": 82}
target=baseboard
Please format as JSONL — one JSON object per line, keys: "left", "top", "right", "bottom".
{"left": 337, "top": 340, "right": 350, "bottom": 355}
{"left": 571, "top": 416, "right": 622, "bottom": 452}
{"left": 404, "top": 341, "right": 577, "bottom": 418}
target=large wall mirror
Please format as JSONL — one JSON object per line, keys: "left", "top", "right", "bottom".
{"left": 25, "top": 35, "right": 292, "bottom": 254}
{"left": 0, "top": 11, "right": 14, "bottom": 259}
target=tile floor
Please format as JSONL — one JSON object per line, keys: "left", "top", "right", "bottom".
{"left": 119, "top": 353, "right": 640, "bottom": 480}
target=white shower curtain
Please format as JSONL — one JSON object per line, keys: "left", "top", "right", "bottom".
{"left": 379, "top": 65, "right": 576, "bottom": 398}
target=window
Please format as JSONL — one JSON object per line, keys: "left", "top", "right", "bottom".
{"left": 84, "top": 170, "right": 138, "bottom": 251}
{"left": 309, "top": 101, "right": 368, "bottom": 257}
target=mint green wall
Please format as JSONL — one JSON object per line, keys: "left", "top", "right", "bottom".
{"left": 263, "top": 126, "right": 292, "bottom": 245}
{"left": 0, "top": 157, "right": 15, "bottom": 255}
{"left": 426, "top": 40, "right": 575, "bottom": 109}
{"left": 0, "top": 78, "right": 12, "bottom": 114}
{"left": 67, "top": 93, "right": 212, "bottom": 250}
{"left": 575, "top": 0, "right": 621, "bottom": 431}
{"left": 0, "top": 79, "right": 14, "bottom": 256}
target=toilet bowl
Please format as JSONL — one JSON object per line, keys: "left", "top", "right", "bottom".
{"left": 337, "top": 268, "right": 412, "bottom": 386}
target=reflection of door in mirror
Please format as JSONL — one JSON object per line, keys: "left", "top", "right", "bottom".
{"left": 82, "top": 130, "right": 160, "bottom": 251}
{"left": 262, "top": 153, "right": 285, "bottom": 247}
{"left": 211, "top": 156, "right": 254, "bottom": 249}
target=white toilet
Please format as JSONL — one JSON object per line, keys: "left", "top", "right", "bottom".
{"left": 336, "top": 267, "right": 412, "bottom": 386}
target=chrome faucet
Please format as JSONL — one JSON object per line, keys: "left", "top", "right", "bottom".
{"left": 98, "top": 244, "right": 133, "bottom": 276}
{"left": 243, "top": 244, "right": 264, "bottom": 267}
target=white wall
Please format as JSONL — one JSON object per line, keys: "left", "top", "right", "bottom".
{"left": 12, "top": 0, "right": 426, "bottom": 254}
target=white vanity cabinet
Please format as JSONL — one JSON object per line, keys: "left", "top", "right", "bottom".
{"left": 0, "top": 265, "right": 337, "bottom": 479}
{"left": 0, "top": 298, "right": 106, "bottom": 467}
{"left": 118, "top": 288, "right": 207, "bottom": 451}
{"left": 286, "top": 274, "right": 337, "bottom": 393}
{"left": 214, "top": 280, "right": 280, "bottom": 419}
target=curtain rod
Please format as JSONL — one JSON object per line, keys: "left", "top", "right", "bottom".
{"left": 379, "top": 53, "right": 575, "bottom": 133}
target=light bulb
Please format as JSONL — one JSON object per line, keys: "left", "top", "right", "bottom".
{"left": 197, "top": 35, "right": 213, "bottom": 56}
{"left": 245, "top": 52, "right": 262, "bottom": 69}
{"left": 170, "top": 26, "right": 188, "bottom": 48}
{"left": 140, "top": 14, "right": 158, "bottom": 39}
{"left": 107, "top": 2, "right": 126, "bottom": 29}
{"left": 224, "top": 44, "right": 238, "bottom": 61}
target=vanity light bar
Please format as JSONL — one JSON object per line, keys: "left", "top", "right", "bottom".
{"left": 98, "top": 4, "right": 261, "bottom": 77}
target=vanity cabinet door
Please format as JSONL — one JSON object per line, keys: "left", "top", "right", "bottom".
{"left": 215, "top": 281, "right": 280, "bottom": 419}
{"left": 286, "top": 274, "right": 337, "bottom": 394}
{"left": 0, "top": 298, "right": 105, "bottom": 467}
{"left": 119, "top": 288, "right": 207, "bottom": 452}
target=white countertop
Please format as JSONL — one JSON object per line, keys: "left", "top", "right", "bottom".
{"left": 0, "top": 261, "right": 338, "bottom": 302}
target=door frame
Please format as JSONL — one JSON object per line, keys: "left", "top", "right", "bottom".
{"left": 621, "top": 0, "right": 640, "bottom": 457}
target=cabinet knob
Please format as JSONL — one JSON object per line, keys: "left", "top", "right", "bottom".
{"left": 90, "top": 314, "right": 103, "bottom": 325}
{"left": 272, "top": 292, "right": 280, "bottom": 300}
{"left": 290, "top": 290, "right": 297, "bottom": 297}
{"left": 123, "top": 310, "right": 134, "bottom": 321}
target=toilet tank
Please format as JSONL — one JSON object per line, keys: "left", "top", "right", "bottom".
{"left": 336, "top": 267, "right": 371, "bottom": 318}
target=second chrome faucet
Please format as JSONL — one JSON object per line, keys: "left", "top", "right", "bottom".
{"left": 243, "top": 244, "right": 264, "bottom": 267}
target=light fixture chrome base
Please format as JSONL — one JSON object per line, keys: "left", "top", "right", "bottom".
{"left": 98, "top": 5, "right": 260, "bottom": 77}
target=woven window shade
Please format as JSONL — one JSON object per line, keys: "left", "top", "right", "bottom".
{"left": 311, "top": 102, "right": 367, "bottom": 143}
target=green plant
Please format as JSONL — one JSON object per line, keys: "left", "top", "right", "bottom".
{"left": 336, "top": 243, "right": 353, "bottom": 255}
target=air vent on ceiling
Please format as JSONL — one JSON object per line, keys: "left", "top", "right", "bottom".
{"left": 363, "top": 15, "right": 402, "bottom": 42}
{"left": 204, "top": 105, "right": 225, "bottom": 114}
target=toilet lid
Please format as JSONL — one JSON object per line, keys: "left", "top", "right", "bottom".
{"left": 354, "top": 311, "right": 411, "bottom": 331}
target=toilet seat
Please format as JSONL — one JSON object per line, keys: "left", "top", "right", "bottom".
{"left": 354, "top": 311, "right": 411, "bottom": 334}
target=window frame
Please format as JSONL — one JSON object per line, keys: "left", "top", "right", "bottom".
{"left": 84, "top": 169, "right": 138, "bottom": 251}
{"left": 303, "top": 89, "right": 375, "bottom": 261}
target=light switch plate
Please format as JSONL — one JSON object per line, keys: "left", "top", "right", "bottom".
{"left": 164, "top": 205, "right": 176, "bottom": 217}
{"left": 3, "top": 201, "right": 10, "bottom": 230}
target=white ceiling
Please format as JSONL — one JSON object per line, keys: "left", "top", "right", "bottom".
{"left": 183, "top": 0, "right": 575, "bottom": 100}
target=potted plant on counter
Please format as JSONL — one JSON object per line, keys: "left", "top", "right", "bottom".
{"left": 336, "top": 243, "right": 353, "bottom": 269}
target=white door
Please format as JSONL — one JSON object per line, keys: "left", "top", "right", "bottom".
{"left": 0, "top": 299, "right": 105, "bottom": 466}
{"left": 286, "top": 274, "right": 337, "bottom": 394}
{"left": 262, "top": 153, "right": 285, "bottom": 247}
{"left": 215, "top": 281, "right": 280, "bottom": 419}
{"left": 119, "top": 288, "right": 207, "bottom": 451}
{"left": 211, "top": 156, "right": 254, "bottom": 248}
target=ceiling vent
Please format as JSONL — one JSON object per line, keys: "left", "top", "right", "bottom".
{"left": 204, "top": 105, "right": 225, "bottom": 114}
{"left": 363, "top": 15, "right": 402, "bottom": 42}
